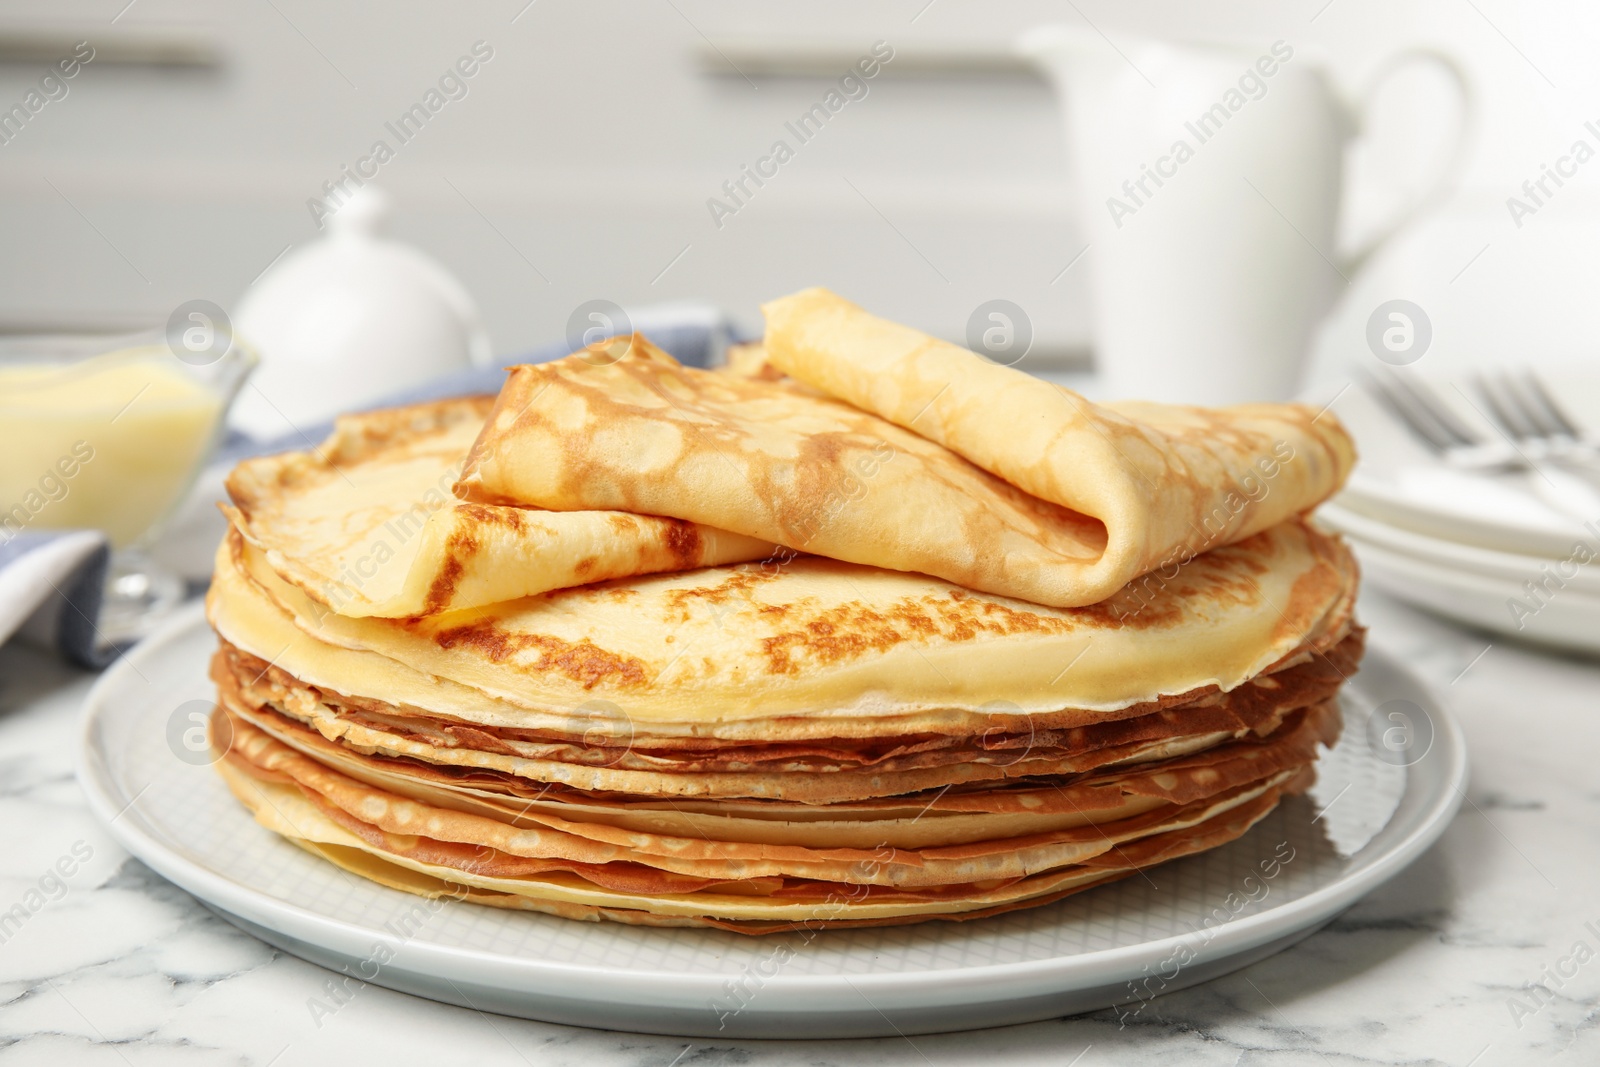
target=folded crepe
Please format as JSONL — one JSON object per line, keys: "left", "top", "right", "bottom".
{"left": 213, "top": 511, "right": 1356, "bottom": 736}
{"left": 223, "top": 396, "right": 772, "bottom": 617}
{"left": 207, "top": 502, "right": 1357, "bottom": 927}
{"left": 204, "top": 290, "right": 1364, "bottom": 933}
{"left": 205, "top": 393, "right": 1362, "bottom": 929}
{"left": 456, "top": 309, "right": 1355, "bottom": 608}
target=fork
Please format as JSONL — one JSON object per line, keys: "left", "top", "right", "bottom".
{"left": 1471, "top": 368, "right": 1600, "bottom": 469}
{"left": 1362, "top": 368, "right": 1600, "bottom": 519}
{"left": 1361, "top": 369, "right": 1518, "bottom": 471}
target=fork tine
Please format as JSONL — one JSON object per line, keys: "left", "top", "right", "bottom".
{"left": 1360, "top": 370, "right": 1459, "bottom": 452}
{"left": 1499, "top": 372, "right": 1565, "bottom": 439}
{"left": 1475, "top": 372, "right": 1540, "bottom": 440}
{"left": 1483, "top": 371, "right": 1539, "bottom": 436}
{"left": 1386, "top": 371, "right": 1482, "bottom": 446}
{"left": 1518, "top": 370, "right": 1586, "bottom": 439}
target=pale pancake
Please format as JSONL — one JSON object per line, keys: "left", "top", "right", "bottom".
{"left": 222, "top": 762, "right": 1302, "bottom": 932}
{"left": 220, "top": 707, "right": 1328, "bottom": 886}
{"left": 218, "top": 695, "right": 1336, "bottom": 854}
{"left": 762, "top": 287, "right": 1357, "bottom": 607}
{"left": 220, "top": 700, "right": 1176, "bottom": 850}
{"left": 457, "top": 335, "right": 1124, "bottom": 607}
{"left": 205, "top": 289, "right": 1362, "bottom": 934}
{"left": 721, "top": 340, "right": 785, "bottom": 381}
{"left": 216, "top": 629, "right": 1354, "bottom": 766}
{"left": 270, "top": 812, "right": 1259, "bottom": 933}
{"left": 213, "top": 632, "right": 1353, "bottom": 803}
{"left": 225, "top": 395, "right": 771, "bottom": 617}
{"left": 208, "top": 516, "right": 1357, "bottom": 731}
{"left": 215, "top": 712, "right": 1306, "bottom": 926}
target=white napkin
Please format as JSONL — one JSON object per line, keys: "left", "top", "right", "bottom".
{"left": 0, "top": 530, "right": 111, "bottom": 667}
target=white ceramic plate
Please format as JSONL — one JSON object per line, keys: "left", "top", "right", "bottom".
{"left": 78, "top": 604, "right": 1467, "bottom": 1039}
{"left": 1321, "top": 501, "right": 1600, "bottom": 596}
{"left": 1328, "top": 522, "right": 1600, "bottom": 656}
{"left": 1319, "top": 364, "right": 1600, "bottom": 557}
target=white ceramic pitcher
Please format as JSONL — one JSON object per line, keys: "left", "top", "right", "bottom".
{"left": 1020, "top": 28, "right": 1473, "bottom": 404}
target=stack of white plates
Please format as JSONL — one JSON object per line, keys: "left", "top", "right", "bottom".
{"left": 1314, "top": 366, "right": 1600, "bottom": 655}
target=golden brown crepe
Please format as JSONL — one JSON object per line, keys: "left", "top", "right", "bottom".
{"left": 212, "top": 696, "right": 1329, "bottom": 930}
{"left": 210, "top": 511, "right": 1356, "bottom": 733}
{"left": 224, "top": 396, "right": 771, "bottom": 618}
{"left": 720, "top": 340, "right": 785, "bottom": 381}
{"left": 217, "top": 698, "right": 1335, "bottom": 885}
{"left": 204, "top": 457, "right": 1358, "bottom": 927}
{"left": 762, "top": 287, "right": 1357, "bottom": 605}
{"left": 205, "top": 289, "right": 1363, "bottom": 933}
{"left": 211, "top": 625, "right": 1359, "bottom": 806}
{"left": 456, "top": 330, "right": 1354, "bottom": 609}
{"left": 455, "top": 335, "right": 1121, "bottom": 608}
{"left": 221, "top": 749, "right": 1300, "bottom": 932}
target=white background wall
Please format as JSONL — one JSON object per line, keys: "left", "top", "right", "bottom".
{"left": 0, "top": 0, "right": 1593, "bottom": 385}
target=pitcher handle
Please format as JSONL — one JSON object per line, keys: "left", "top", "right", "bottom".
{"left": 1341, "top": 48, "right": 1476, "bottom": 276}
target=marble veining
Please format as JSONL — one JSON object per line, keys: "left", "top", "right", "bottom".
{"left": 1, "top": 587, "right": 1596, "bottom": 1065}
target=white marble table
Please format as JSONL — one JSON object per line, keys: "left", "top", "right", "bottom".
{"left": 1, "top": 586, "right": 1595, "bottom": 1066}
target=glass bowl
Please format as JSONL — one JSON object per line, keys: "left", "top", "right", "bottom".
{"left": 0, "top": 329, "right": 256, "bottom": 650}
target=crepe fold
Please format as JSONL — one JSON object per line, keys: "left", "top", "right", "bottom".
{"left": 204, "top": 289, "right": 1364, "bottom": 933}
{"left": 455, "top": 309, "right": 1353, "bottom": 609}
{"left": 223, "top": 396, "right": 772, "bottom": 618}
{"left": 210, "top": 504, "right": 1357, "bottom": 730}
{"left": 205, "top": 435, "right": 1360, "bottom": 926}
{"left": 759, "top": 287, "right": 1356, "bottom": 603}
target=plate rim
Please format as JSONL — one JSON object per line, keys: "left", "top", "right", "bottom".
{"left": 1336, "top": 474, "right": 1580, "bottom": 537}
{"left": 1304, "top": 375, "right": 1592, "bottom": 556}
{"left": 1322, "top": 501, "right": 1600, "bottom": 588}
{"left": 76, "top": 601, "right": 1469, "bottom": 1007}
{"left": 1342, "top": 523, "right": 1600, "bottom": 615}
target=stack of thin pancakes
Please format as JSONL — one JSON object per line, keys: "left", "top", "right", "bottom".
{"left": 207, "top": 289, "right": 1362, "bottom": 932}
